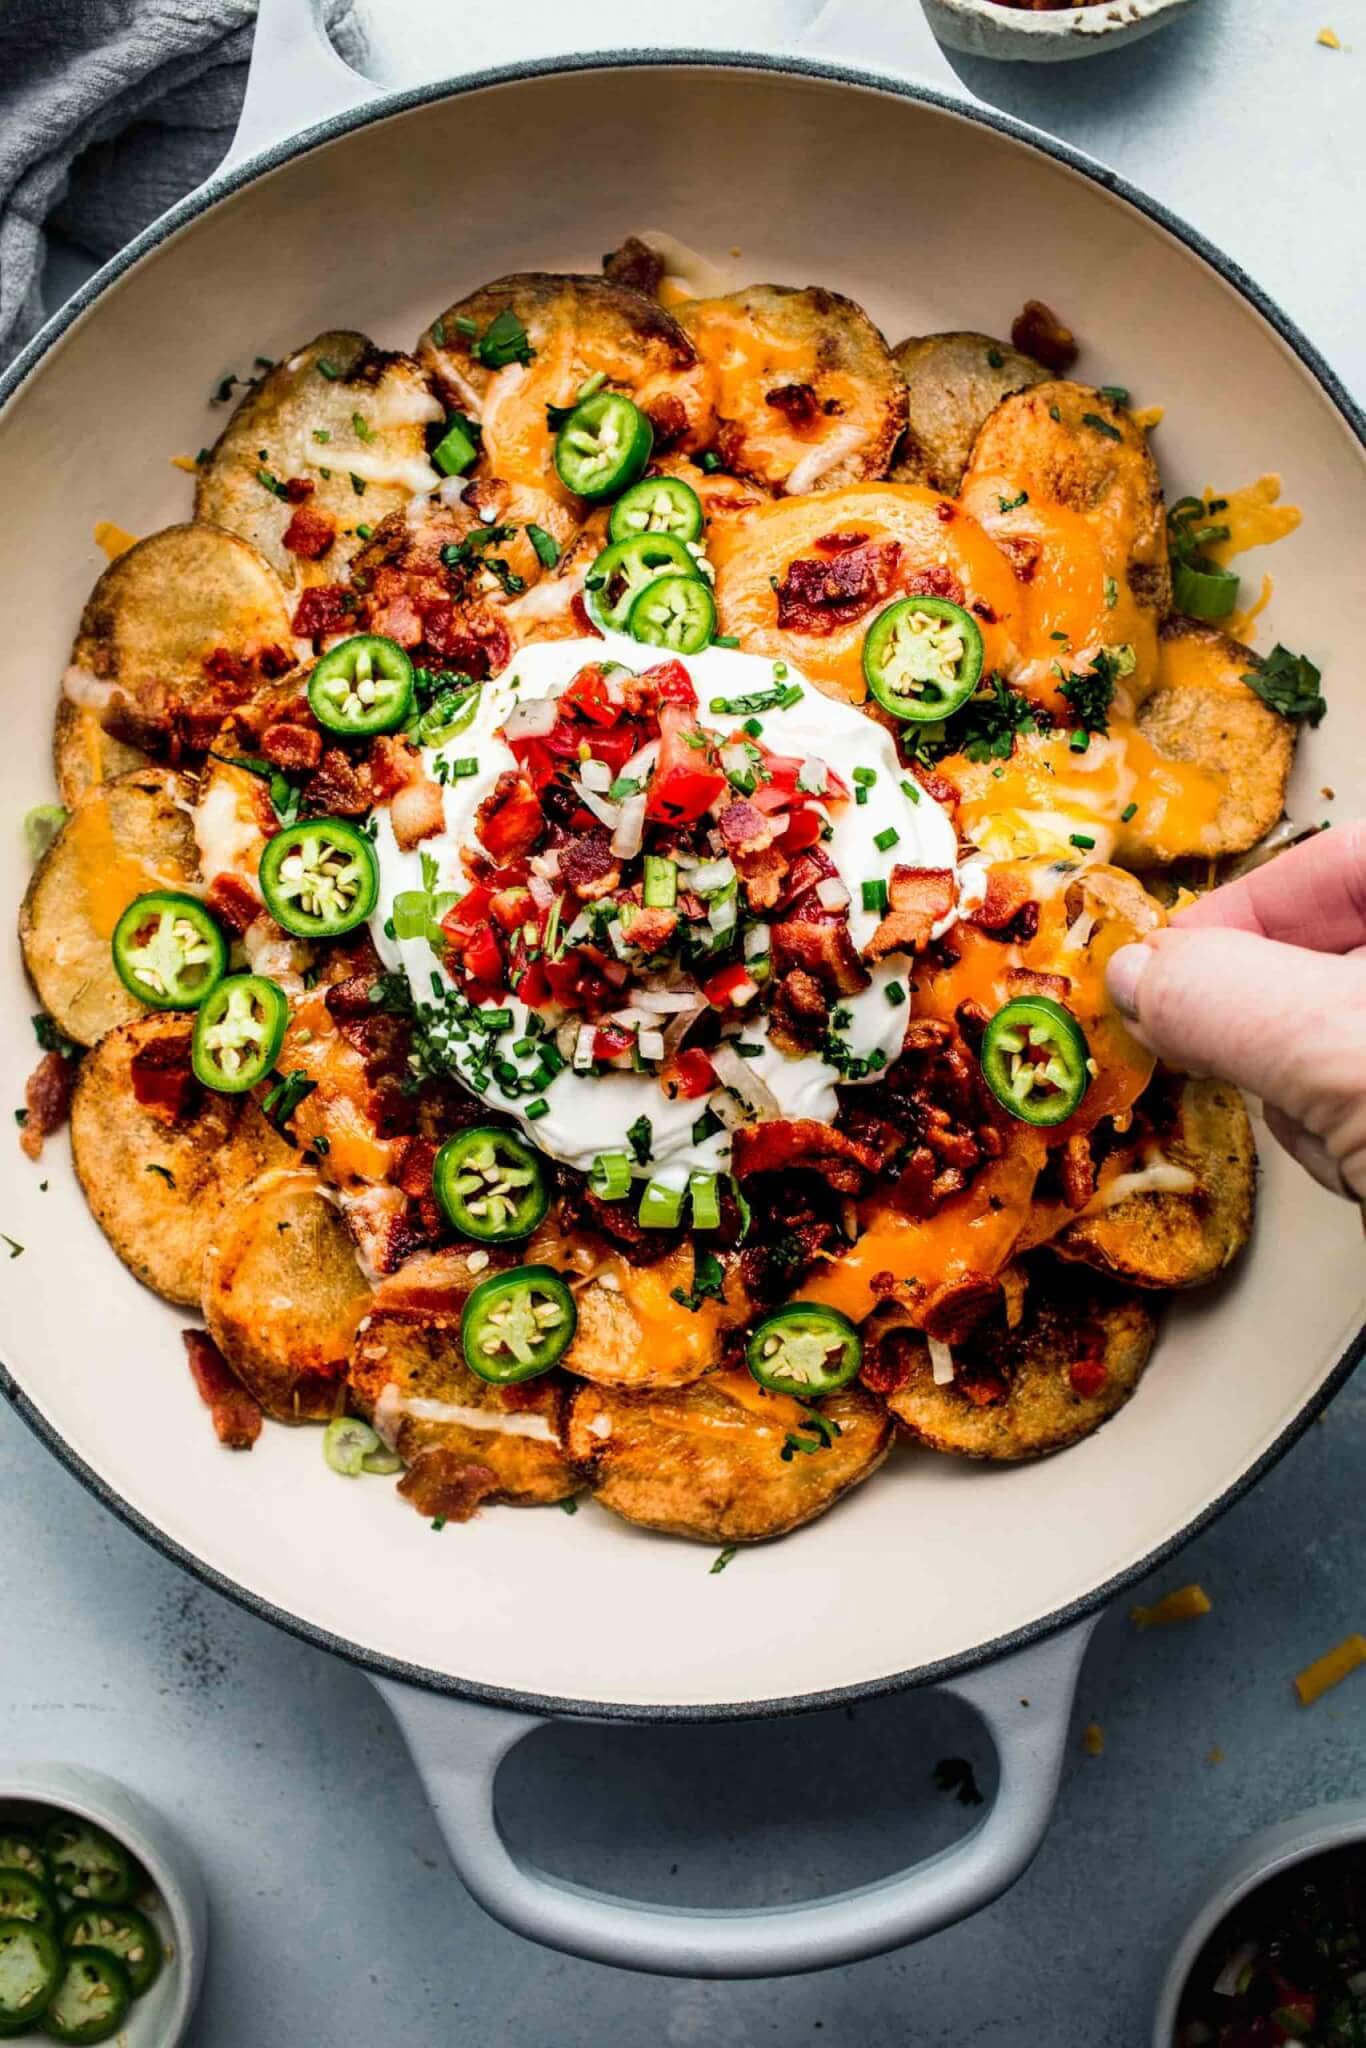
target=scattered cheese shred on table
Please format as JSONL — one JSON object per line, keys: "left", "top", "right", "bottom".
{"left": 1132, "top": 404, "right": 1165, "bottom": 432}
{"left": 1294, "top": 1633, "right": 1366, "bottom": 1706}
{"left": 1082, "top": 1721, "right": 1105, "bottom": 1756}
{"left": 1207, "top": 1747, "right": 1224, "bottom": 1766}
{"left": 1130, "top": 1584, "right": 1212, "bottom": 1630}
{"left": 169, "top": 453, "right": 200, "bottom": 474}
{"left": 1318, "top": 27, "right": 1341, "bottom": 48}
{"left": 93, "top": 520, "right": 137, "bottom": 560}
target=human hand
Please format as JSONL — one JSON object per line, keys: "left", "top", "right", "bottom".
{"left": 1105, "top": 821, "right": 1366, "bottom": 1201}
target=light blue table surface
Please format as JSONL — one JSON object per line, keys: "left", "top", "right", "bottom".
{"left": 4, "top": 2, "right": 1363, "bottom": 2041}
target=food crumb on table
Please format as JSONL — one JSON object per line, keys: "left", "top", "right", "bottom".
{"left": 1082, "top": 1721, "right": 1104, "bottom": 1756}
{"left": 1317, "top": 26, "right": 1341, "bottom": 47}
{"left": 1294, "top": 1632, "right": 1366, "bottom": 1705}
{"left": 1130, "top": 1584, "right": 1212, "bottom": 1629}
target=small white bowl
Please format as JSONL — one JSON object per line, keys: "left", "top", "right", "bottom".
{"left": 0, "top": 1761, "right": 206, "bottom": 2046}
{"left": 1152, "top": 1797, "right": 1366, "bottom": 2044}
{"left": 921, "top": 0, "right": 1196, "bottom": 63}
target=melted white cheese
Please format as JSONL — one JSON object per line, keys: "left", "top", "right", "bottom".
{"left": 370, "top": 639, "right": 958, "bottom": 1189}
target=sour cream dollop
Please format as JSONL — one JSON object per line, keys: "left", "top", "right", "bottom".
{"left": 370, "top": 638, "right": 962, "bottom": 1191}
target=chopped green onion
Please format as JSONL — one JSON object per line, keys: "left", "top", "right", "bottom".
{"left": 862, "top": 879, "right": 888, "bottom": 916}
{"left": 900, "top": 778, "right": 921, "bottom": 805}
{"left": 638, "top": 1179, "right": 684, "bottom": 1229}
{"left": 689, "top": 1171, "right": 721, "bottom": 1230}
{"left": 642, "top": 855, "right": 678, "bottom": 909}
{"left": 524, "top": 1097, "right": 549, "bottom": 1121}
{"left": 1069, "top": 832, "right": 1096, "bottom": 849}
{"left": 432, "top": 417, "right": 479, "bottom": 476}
{"left": 1099, "top": 385, "right": 1130, "bottom": 405}
{"left": 885, "top": 980, "right": 906, "bottom": 1006}
{"left": 449, "top": 756, "right": 479, "bottom": 778}
{"left": 1120, "top": 802, "right": 1138, "bottom": 823}
{"left": 852, "top": 766, "right": 877, "bottom": 785}
{"left": 590, "top": 1151, "right": 632, "bottom": 1200}
{"left": 712, "top": 634, "right": 740, "bottom": 650}
{"left": 874, "top": 826, "right": 899, "bottom": 852}
{"left": 23, "top": 803, "right": 67, "bottom": 863}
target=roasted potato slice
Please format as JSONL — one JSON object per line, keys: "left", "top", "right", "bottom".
{"left": 1056, "top": 1075, "right": 1256, "bottom": 1289}
{"left": 70, "top": 1014, "right": 289, "bottom": 1307}
{"left": 566, "top": 1367, "right": 892, "bottom": 1544}
{"left": 563, "top": 1245, "right": 753, "bottom": 1392}
{"left": 418, "top": 274, "right": 709, "bottom": 544}
{"left": 888, "top": 332, "right": 1047, "bottom": 494}
{"left": 1122, "top": 618, "right": 1295, "bottom": 865}
{"left": 55, "top": 524, "right": 297, "bottom": 806}
{"left": 203, "top": 1167, "right": 371, "bottom": 1421}
{"left": 882, "top": 1265, "right": 1157, "bottom": 1461}
{"left": 709, "top": 482, "right": 1022, "bottom": 703}
{"left": 20, "top": 767, "right": 199, "bottom": 1047}
{"left": 349, "top": 1309, "right": 577, "bottom": 1505}
{"left": 678, "top": 285, "right": 906, "bottom": 494}
{"left": 196, "top": 333, "right": 442, "bottom": 582}
{"left": 53, "top": 701, "right": 150, "bottom": 809}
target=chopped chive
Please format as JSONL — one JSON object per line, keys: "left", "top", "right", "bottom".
{"left": 317, "top": 357, "right": 341, "bottom": 380}
{"left": 525, "top": 1097, "right": 549, "bottom": 1121}
{"left": 900, "top": 778, "right": 921, "bottom": 805}
{"left": 355, "top": 523, "right": 373, "bottom": 540}
{"left": 350, "top": 472, "right": 367, "bottom": 495}
{"left": 1069, "top": 730, "right": 1091, "bottom": 753}
{"left": 431, "top": 316, "right": 446, "bottom": 345}
{"left": 1069, "top": 832, "right": 1096, "bottom": 850}
{"left": 777, "top": 684, "right": 803, "bottom": 709}
{"left": 712, "top": 634, "right": 740, "bottom": 650}
{"left": 743, "top": 717, "right": 763, "bottom": 738}
{"left": 1120, "top": 802, "right": 1138, "bottom": 823}
{"left": 861, "top": 879, "right": 888, "bottom": 916}
{"left": 1081, "top": 412, "right": 1123, "bottom": 442}
{"left": 449, "top": 757, "right": 478, "bottom": 778}
{"left": 710, "top": 1546, "right": 738, "bottom": 1574}
{"left": 855, "top": 786, "right": 869, "bottom": 806}
{"left": 885, "top": 980, "right": 906, "bottom": 1005}
{"left": 874, "top": 826, "right": 899, "bottom": 852}
{"left": 1100, "top": 385, "right": 1130, "bottom": 405}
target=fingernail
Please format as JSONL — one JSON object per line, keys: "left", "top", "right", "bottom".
{"left": 1106, "top": 943, "right": 1150, "bottom": 1020}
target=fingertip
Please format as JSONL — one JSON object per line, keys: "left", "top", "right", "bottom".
{"left": 1105, "top": 942, "right": 1152, "bottom": 1023}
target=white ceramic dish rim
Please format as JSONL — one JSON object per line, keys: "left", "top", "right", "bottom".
{"left": 0, "top": 46, "right": 1363, "bottom": 1725}
{"left": 924, "top": 0, "right": 1192, "bottom": 45}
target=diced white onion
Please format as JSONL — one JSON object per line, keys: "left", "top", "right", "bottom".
{"left": 622, "top": 739, "right": 660, "bottom": 783}
{"left": 605, "top": 1007, "right": 649, "bottom": 1029}
{"left": 817, "top": 877, "right": 850, "bottom": 912}
{"left": 573, "top": 1023, "right": 597, "bottom": 1071}
{"left": 527, "top": 875, "right": 554, "bottom": 910}
{"left": 574, "top": 782, "right": 622, "bottom": 829}
{"left": 610, "top": 792, "right": 647, "bottom": 860}
{"left": 505, "top": 696, "right": 558, "bottom": 740}
{"left": 720, "top": 744, "right": 754, "bottom": 777}
{"left": 798, "top": 757, "right": 828, "bottom": 794}
{"left": 580, "top": 757, "right": 612, "bottom": 792}
{"left": 710, "top": 1042, "right": 780, "bottom": 1117}
{"left": 529, "top": 848, "right": 561, "bottom": 880}
{"left": 638, "top": 1029, "right": 665, "bottom": 1062}
{"left": 1212, "top": 1944, "right": 1258, "bottom": 1998}
{"left": 708, "top": 893, "right": 737, "bottom": 936}
{"left": 1063, "top": 909, "right": 1096, "bottom": 952}
{"left": 744, "top": 926, "right": 771, "bottom": 960}
{"left": 691, "top": 858, "right": 736, "bottom": 895}
{"left": 555, "top": 1017, "right": 581, "bottom": 1062}
{"left": 601, "top": 669, "right": 625, "bottom": 707}
{"left": 709, "top": 1088, "right": 752, "bottom": 1132}
{"left": 661, "top": 997, "right": 707, "bottom": 1053}
{"left": 635, "top": 989, "right": 698, "bottom": 1014}
{"left": 929, "top": 1337, "right": 955, "bottom": 1386}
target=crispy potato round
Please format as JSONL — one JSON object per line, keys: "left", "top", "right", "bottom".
{"left": 349, "top": 1309, "right": 577, "bottom": 1505}
{"left": 563, "top": 1247, "right": 753, "bottom": 1391}
{"left": 889, "top": 332, "right": 1048, "bottom": 494}
{"left": 1123, "top": 618, "right": 1295, "bottom": 865}
{"left": 20, "top": 767, "right": 200, "bottom": 1047}
{"left": 565, "top": 1368, "right": 892, "bottom": 1544}
{"left": 418, "top": 274, "right": 709, "bottom": 544}
{"left": 70, "top": 1014, "right": 290, "bottom": 1306}
{"left": 53, "top": 700, "right": 151, "bottom": 809}
{"left": 55, "top": 524, "right": 297, "bottom": 806}
{"left": 1056, "top": 1075, "right": 1256, "bottom": 1289}
{"left": 883, "top": 1265, "right": 1157, "bottom": 1461}
{"left": 203, "top": 1167, "right": 371, "bottom": 1421}
{"left": 709, "top": 481, "right": 1022, "bottom": 703}
{"left": 196, "top": 334, "right": 441, "bottom": 582}
{"left": 678, "top": 285, "right": 905, "bottom": 494}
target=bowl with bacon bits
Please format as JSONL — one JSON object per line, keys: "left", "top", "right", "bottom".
{"left": 921, "top": 0, "right": 1197, "bottom": 64}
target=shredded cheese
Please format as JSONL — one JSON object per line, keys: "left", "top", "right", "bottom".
{"left": 928, "top": 1336, "right": 955, "bottom": 1386}
{"left": 1294, "top": 1633, "right": 1366, "bottom": 1706}
{"left": 1130, "top": 1583, "right": 1212, "bottom": 1630}
{"left": 1318, "top": 26, "right": 1342, "bottom": 48}
{"left": 169, "top": 453, "right": 200, "bottom": 474}
{"left": 1082, "top": 1721, "right": 1105, "bottom": 1756}
{"left": 93, "top": 520, "right": 136, "bottom": 560}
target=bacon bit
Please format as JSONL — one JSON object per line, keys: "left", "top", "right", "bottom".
{"left": 398, "top": 1448, "right": 500, "bottom": 1522}
{"left": 423, "top": 611, "right": 511, "bottom": 679}
{"left": 765, "top": 382, "right": 820, "bottom": 429}
{"left": 1295, "top": 1634, "right": 1366, "bottom": 1706}
{"left": 912, "top": 763, "right": 960, "bottom": 809}
{"left": 282, "top": 475, "right": 315, "bottom": 504}
{"left": 1068, "top": 1351, "right": 1109, "bottom": 1399}
{"left": 1060, "top": 1133, "right": 1096, "bottom": 1212}
{"left": 903, "top": 563, "right": 967, "bottom": 608}
{"left": 620, "top": 904, "right": 678, "bottom": 953}
{"left": 292, "top": 583, "right": 354, "bottom": 641}
{"left": 860, "top": 1327, "right": 917, "bottom": 1396}
{"left": 996, "top": 533, "right": 1042, "bottom": 584}
{"left": 768, "top": 967, "right": 829, "bottom": 1057}
{"left": 1129, "top": 1584, "right": 1212, "bottom": 1630}
{"left": 303, "top": 747, "right": 372, "bottom": 816}
{"left": 1011, "top": 299, "right": 1078, "bottom": 374}
{"left": 129, "top": 1031, "right": 197, "bottom": 1123}
{"left": 183, "top": 1330, "right": 262, "bottom": 1450}
{"left": 972, "top": 867, "right": 1035, "bottom": 935}
{"left": 645, "top": 392, "right": 689, "bottom": 449}
{"left": 736, "top": 845, "right": 790, "bottom": 911}
{"left": 474, "top": 771, "right": 543, "bottom": 863}
{"left": 260, "top": 721, "right": 323, "bottom": 772}
{"left": 558, "top": 826, "right": 620, "bottom": 901}
{"left": 282, "top": 503, "right": 337, "bottom": 560}
{"left": 716, "top": 801, "right": 777, "bottom": 857}
{"left": 1006, "top": 966, "right": 1070, "bottom": 1003}
{"left": 203, "top": 647, "right": 250, "bottom": 686}
{"left": 771, "top": 917, "right": 870, "bottom": 996}
{"left": 368, "top": 734, "right": 421, "bottom": 799}
{"left": 391, "top": 775, "right": 446, "bottom": 851}
{"left": 775, "top": 540, "right": 901, "bottom": 634}
{"left": 19, "top": 1051, "right": 74, "bottom": 1161}
{"left": 1082, "top": 1722, "right": 1105, "bottom": 1757}
{"left": 733, "top": 1119, "right": 881, "bottom": 1189}
{"left": 204, "top": 872, "right": 262, "bottom": 934}
{"left": 369, "top": 586, "right": 424, "bottom": 648}
{"left": 922, "top": 1273, "right": 1000, "bottom": 1344}
{"left": 865, "top": 866, "right": 956, "bottom": 961}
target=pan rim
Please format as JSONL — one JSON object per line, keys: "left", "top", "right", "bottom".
{"left": 2, "top": 46, "right": 1363, "bottom": 1722}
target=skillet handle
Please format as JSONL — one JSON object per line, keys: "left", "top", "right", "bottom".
{"left": 373, "top": 1617, "right": 1095, "bottom": 1979}
{"left": 217, "top": 0, "right": 380, "bottom": 177}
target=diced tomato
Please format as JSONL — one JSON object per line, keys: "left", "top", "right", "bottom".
{"left": 459, "top": 922, "right": 505, "bottom": 986}
{"left": 778, "top": 807, "right": 824, "bottom": 853}
{"left": 585, "top": 723, "right": 643, "bottom": 776}
{"left": 1068, "top": 1355, "right": 1109, "bottom": 1399}
{"left": 702, "top": 961, "right": 759, "bottom": 1009}
{"left": 647, "top": 701, "right": 726, "bottom": 823}
{"left": 490, "top": 885, "right": 533, "bottom": 931}
{"left": 511, "top": 954, "right": 551, "bottom": 1008}
{"left": 561, "top": 664, "right": 621, "bottom": 726}
{"left": 441, "top": 882, "right": 492, "bottom": 935}
{"left": 662, "top": 1047, "right": 715, "bottom": 1100}
{"left": 593, "top": 1024, "right": 634, "bottom": 1060}
{"left": 476, "top": 775, "right": 543, "bottom": 862}
{"left": 544, "top": 952, "right": 608, "bottom": 1008}
{"left": 643, "top": 659, "right": 696, "bottom": 708}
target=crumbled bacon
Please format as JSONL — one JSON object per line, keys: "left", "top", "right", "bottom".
{"left": 260, "top": 721, "right": 322, "bottom": 772}
{"left": 733, "top": 1118, "right": 881, "bottom": 1190}
{"left": 303, "top": 747, "right": 372, "bottom": 816}
{"left": 398, "top": 1448, "right": 499, "bottom": 1522}
{"left": 474, "top": 771, "right": 543, "bottom": 863}
{"left": 204, "top": 872, "right": 262, "bottom": 934}
{"left": 258, "top": 642, "right": 294, "bottom": 679}
{"left": 1005, "top": 966, "right": 1070, "bottom": 1003}
{"left": 620, "top": 905, "right": 678, "bottom": 953}
{"left": 292, "top": 583, "right": 355, "bottom": 640}
{"left": 183, "top": 1330, "right": 262, "bottom": 1450}
{"left": 421, "top": 608, "right": 511, "bottom": 679}
{"left": 558, "top": 826, "right": 620, "bottom": 901}
{"left": 860, "top": 1325, "right": 918, "bottom": 1396}
{"left": 18, "top": 1050, "right": 74, "bottom": 1161}
{"left": 393, "top": 1136, "right": 443, "bottom": 1238}
{"left": 765, "top": 382, "right": 820, "bottom": 429}
{"left": 282, "top": 475, "right": 315, "bottom": 504}
{"left": 971, "top": 867, "right": 1035, "bottom": 936}
{"left": 922, "top": 1274, "right": 1002, "bottom": 1344}
{"left": 716, "top": 801, "right": 776, "bottom": 857}
{"left": 1011, "top": 299, "right": 1078, "bottom": 374}
{"left": 996, "top": 534, "right": 1042, "bottom": 583}
{"left": 864, "top": 867, "right": 956, "bottom": 961}
{"left": 1060, "top": 1133, "right": 1096, "bottom": 1211}
{"left": 391, "top": 775, "right": 446, "bottom": 851}
{"left": 130, "top": 1031, "right": 197, "bottom": 1123}
{"left": 735, "top": 844, "right": 790, "bottom": 911}
{"left": 645, "top": 393, "right": 689, "bottom": 449}
{"left": 768, "top": 967, "right": 829, "bottom": 1056}
{"left": 203, "top": 647, "right": 251, "bottom": 686}
{"left": 282, "top": 503, "right": 336, "bottom": 560}
{"left": 775, "top": 540, "right": 901, "bottom": 634}
{"left": 771, "top": 917, "right": 870, "bottom": 996}
{"left": 368, "top": 734, "right": 421, "bottom": 799}
{"left": 903, "top": 564, "right": 966, "bottom": 607}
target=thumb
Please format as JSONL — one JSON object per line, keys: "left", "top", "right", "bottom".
{"left": 1106, "top": 926, "right": 1366, "bottom": 1158}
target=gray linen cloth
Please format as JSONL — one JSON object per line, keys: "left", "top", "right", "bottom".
{"left": 0, "top": 0, "right": 365, "bottom": 355}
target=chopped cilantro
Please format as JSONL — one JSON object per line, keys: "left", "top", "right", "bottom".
{"left": 670, "top": 1248, "right": 727, "bottom": 1313}
{"left": 1058, "top": 647, "right": 1131, "bottom": 741}
{"left": 957, "top": 674, "right": 1038, "bottom": 763}
{"left": 255, "top": 466, "right": 288, "bottom": 499}
{"left": 32, "top": 1014, "right": 80, "bottom": 1061}
{"left": 145, "top": 1164, "right": 177, "bottom": 1188}
{"left": 527, "top": 523, "right": 560, "bottom": 569}
{"left": 472, "top": 307, "right": 535, "bottom": 370}
{"left": 625, "top": 1114, "right": 653, "bottom": 1166}
{"left": 1242, "top": 644, "right": 1327, "bottom": 726}
{"left": 997, "top": 490, "right": 1029, "bottom": 515}
{"left": 710, "top": 1545, "right": 738, "bottom": 1574}
{"left": 1081, "top": 412, "right": 1122, "bottom": 441}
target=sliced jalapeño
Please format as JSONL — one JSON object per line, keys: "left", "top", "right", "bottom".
{"left": 979, "top": 994, "right": 1090, "bottom": 1127}
{"left": 861, "top": 596, "right": 984, "bottom": 722}
{"left": 433, "top": 1126, "right": 550, "bottom": 1243}
{"left": 258, "top": 817, "right": 379, "bottom": 938}
{"left": 460, "top": 1265, "right": 577, "bottom": 1383}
